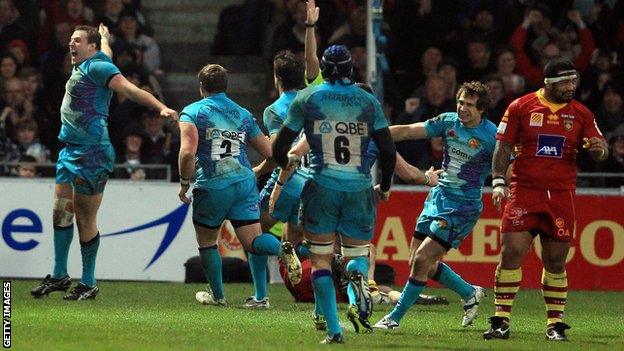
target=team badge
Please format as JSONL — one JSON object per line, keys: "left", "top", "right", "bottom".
{"left": 564, "top": 120, "right": 573, "bottom": 132}
{"left": 447, "top": 129, "right": 456, "bottom": 138}
{"left": 468, "top": 138, "right": 480, "bottom": 149}
{"left": 530, "top": 112, "right": 543, "bottom": 127}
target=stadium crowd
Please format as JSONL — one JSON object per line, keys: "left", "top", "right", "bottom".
{"left": 0, "top": 0, "right": 623, "bottom": 185}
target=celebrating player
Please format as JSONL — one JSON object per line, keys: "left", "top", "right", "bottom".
{"left": 273, "top": 44, "right": 396, "bottom": 344}
{"left": 31, "top": 24, "right": 178, "bottom": 300}
{"left": 483, "top": 57, "right": 608, "bottom": 341}
{"left": 177, "top": 64, "right": 300, "bottom": 307}
{"left": 373, "top": 81, "right": 496, "bottom": 330}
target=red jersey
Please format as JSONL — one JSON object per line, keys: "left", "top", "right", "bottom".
{"left": 496, "top": 89, "right": 603, "bottom": 190}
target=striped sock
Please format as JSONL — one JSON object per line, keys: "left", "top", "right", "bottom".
{"left": 542, "top": 269, "right": 567, "bottom": 326}
{"left": 494, "top": 268, "right": 522, "bottom": 321}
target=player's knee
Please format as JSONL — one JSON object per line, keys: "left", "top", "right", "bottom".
{"left": 411, "top": 253, "right": 434, "bottom": 274}
{"left": 500, "top": 245, "right": 528, "bottom": 265}
{"left": 53, "top": 197, "right": 74, "bottom": 227}
{"left": 542, "top": 258, "right": 566, "bottom": 273}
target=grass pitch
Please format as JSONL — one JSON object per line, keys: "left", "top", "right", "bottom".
{"left": 9, "top": 280, "right": 623, "bottom": 350}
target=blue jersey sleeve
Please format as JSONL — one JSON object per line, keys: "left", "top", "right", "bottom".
{"left": 263, "top": 106, "right": 283, "bottom": 136}
{"left": 179, "top": 105, "right": 197, "bottom": 124}
{"left": 246, "top": 112, "right": 261, "bottom": 139}
{"left": 88, "top": 60, "right": 120, "bottom": 87}
{"left": 424, "top": 113, "right": 450, "bottom": 137}
{"left": 372, "top": 99, "right": 389, "bottom": 131}
{"left": 284, "top": 93, "right": 305, "bottom": 132}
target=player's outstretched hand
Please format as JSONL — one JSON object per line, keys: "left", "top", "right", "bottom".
{"left": 161, "top": 108, "right": 179, "bottom": 121}
{"left": 98, "top": 23, "right": 110, "bottom": 41}
{"left": 492, "top": 185, "right": 510, "bottom": 212}
{"left": 424, "top": 166, "right": 443, "bottom": 187}
{"left": 178, "top": 184, "right": 191, "bottom": 204}
{"left": 374, "top": 184, "right": 390, "bottom": 202}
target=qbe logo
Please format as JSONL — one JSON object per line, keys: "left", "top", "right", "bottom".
{"left": 2, "top": 281, "right": 10, "bottom": 348}
{"left": 536, "top": 134, "right": 565, "bottom": 158}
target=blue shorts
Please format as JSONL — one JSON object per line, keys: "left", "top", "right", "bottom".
{"left": 192, "top": 176, "right": 260, "bottom": 228}
{"left": 300, "top": 180, "right": 376, "bottom": 240}
{"left": 55, "top": 144, "right": 115, "bottom": 195}
{"left": 259, "top": 172, "right": 306, "bottom": 224}
{"left": 415, "top": 186, "right": 482, "bottom": 249}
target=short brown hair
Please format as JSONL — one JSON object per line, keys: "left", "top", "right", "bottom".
{"left": 456, "top": 81, "right": 490, "bottom": 111}
{"left": 74, "top": 25, "right": 101, "bottom": 50}
{"left": 198, "top": 64, "right": 227, "bottom": 94}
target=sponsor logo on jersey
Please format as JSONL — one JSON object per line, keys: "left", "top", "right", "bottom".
{"left": 547, "top": 114, "right": 560, "bottom": 125}
{"left": 450, "top": 147, "right": 476, "bottom": 161}
{"left": 530, "top": 112, "right": 543, "bottom": 127}
{"left": 501, "top": 110, "right": 509, "bottom": 123}
{"left": 564, "top": 120, "right": 573, "bottom": 132}
{"left": 561, "top": 114, "right": 575, "bottom": 119}
{"left": 447, "top": 129, "right": 457, "bottom": 138}
{"left": 207, "top": 128, "right": 246, "bottom": 142}
{"left": 314, "top": 120, "right": 368, "bottom": 136}
{"left": 536, "top": 134, "right": 565, "bottom": 158}
{"left": 509, "top": 206, "right": 527, "bottom": 226}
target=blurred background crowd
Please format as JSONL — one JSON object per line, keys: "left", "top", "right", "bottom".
{"left": 0, "top": 0, "right": 622, "bottom": 187}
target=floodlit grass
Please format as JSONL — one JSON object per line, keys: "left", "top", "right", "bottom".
{"left": 9, "top": 280, "right": 623, "bottom": 350}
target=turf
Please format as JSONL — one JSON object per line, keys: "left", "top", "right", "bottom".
{"left": 8, "top": 280, "right": 623, "bottom": 350}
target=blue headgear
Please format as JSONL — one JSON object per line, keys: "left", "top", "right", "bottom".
{"left": 320, "top": 45, "right": 353, "bottom": 81}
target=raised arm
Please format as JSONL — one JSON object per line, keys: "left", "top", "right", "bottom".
{"left": 304, "top": 0, "right": 320, "bottom": 82}
{"left": 98, "top": 24, "right": 113, "bottom": 59}
{"left": 389, "top": 122, "right": 428, "bottom": 141}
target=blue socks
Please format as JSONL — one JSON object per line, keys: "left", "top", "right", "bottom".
{"left": 432, "top": 262, "right": 475, "bottom": 300}
{"left": 79, "top": 233, "right": 99, "bottom": 287}
{"left": 247, "top": 252, "right": 268, "bottom": 300}
{"left": 52, "top": 225, "right": 74, "bottom": 279}
{"left": 312, "top": 270, "right": 342, "bottom": 336}
{"left": 389, "top": 278, "right": 426, "bottom": 322}
{"left": 345, "top": 256, "right": 369, "bottom": 306}
{"left": 251, "top": 233, "right": 281, "bottom": 256}
{"left": 199, "top": 246, "right": 224, "bottom": 300}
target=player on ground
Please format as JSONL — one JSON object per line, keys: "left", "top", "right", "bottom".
{"left": 273, "top": 44, "right": 397, "bottom": 344}
{"left": 373, "top": 81, "right": 497, "bottom": 330}
{"left": 31, "top": 24, "right": 178, "bottom": 300}
{"left": 177, "top": 64, "right": 300, "bottom": 307}
{"left": 483, "top": 58, "right": 608, "bottom": 341}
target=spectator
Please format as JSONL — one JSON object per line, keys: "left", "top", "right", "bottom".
{"left": 436, "top": 59, "right": 458, "bottom": 100}
{"left": 601, "top": 134, "right": 624, "bottom": 187}
{"left": 112, "top": 10, "right": 161, "bottom": 74}
{"left": 18, "top": 67, "right": 56, "bottom": 149}
{"left": 482, "top": 74, "right": 507, "bottom": 125}
{"left": 493, "top": 46, "right": 525, "bottom": 98}
{"left": 596, "top": 82, "right": 624, "bottom": 138}
{"left": 271, "top": 1, "right": 308, "bottom": 58}
{"left": 394, "top": 75, "right": 455, "bottom": 172}
{"left": 16, "top": 154, "right": 37, "bottom": 178}
{"left": 409, "top": 46, "right": 444, "bottom": 98}
{"left": 0, "top": 0, "right": 37, "bottom": 54}
{"left": 327, "top": 5, "right": 366, "bottom": 46}
{"left": 38, "top": 0, "right": 91, "bottom": 55}
{"left": 0, "top": 77, "right": 30, "bottom": 139}
{"left": 462, "top": 37, "right": 493, "bottom": 82}
{"left": 7, "top": 39, "right": 31, "bottom": 67}
{"left": 347, "top": 39, "right": 366, "bottom": 83}
{"left": 511, "top": 9, "right": 595, "bottom": 89}
{"left": 0, "top": 52, "right": 19, "bottom": 82}
{"left": 114, "top": 122, "right": 149, "bottom": 180}
{"left": 95, "top": 0, "right": 126, "bottom": 30}
{"left": 6, "top": 118, "right": 50, "bottom": 163}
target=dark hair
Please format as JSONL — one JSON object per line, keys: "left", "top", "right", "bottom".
{"left": 456, "top": 81, "right": 490, "bottom": 111}
{"left": 19, "top": 155, "right": 37, "bottom": 163}
{"left": 481, "top": 73, "right": 504, "bottom": 87}
{"left": 198, "top": 64, "right": 228, "bottom": 94}
{"left": 543, "top": 57, "right": 576, "bottom": 79}
{"left": 273, "top": 51, "right": 304, "bottom": 91}
{"left": 74, "top": 25, "right": 101, "bottom": 50}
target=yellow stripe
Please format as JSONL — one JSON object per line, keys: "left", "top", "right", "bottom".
{"left": 495, "top": 300, "right": 514, "bottom": 306}
{"left": 542, "top": 291, "right": 568, "bottom": 299}
{"left": 495, "top": 311, "right": 511, "bottom": 318}
{"left": 495, "top": 286, "right": 520, "bottom": 294}
{"left": 548, "top": 317, "right": 563, "bottom": 325}
{"left": 536, "top": 89, "right": 568, "bottom": 114}
{"left": 546, "top": 305, "right": 566, "bottom": 312}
